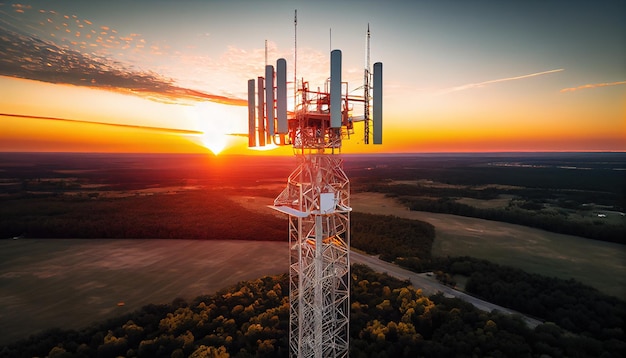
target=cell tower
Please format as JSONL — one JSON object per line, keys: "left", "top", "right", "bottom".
{"left": 247, "top": 24, "right": 382, "bottom": 358}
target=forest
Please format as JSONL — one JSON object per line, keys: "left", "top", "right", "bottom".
{"left": 2, "top": 265, "right": 624, "bottom": 358}
{"left": 351, "top": 212, "right": 435, "bottom": 262}
{"left": 431, "top": 257, "right": 624, "bottom": 345}
{"left": 0, "top": 190, "right": 285, "bottom": 241}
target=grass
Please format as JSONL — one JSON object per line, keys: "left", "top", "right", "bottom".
{"left": 455, "top": 195, "right": 513, "bottom": 209}
{"left": 0, "top": 239, "right": 288, "bottom": 345}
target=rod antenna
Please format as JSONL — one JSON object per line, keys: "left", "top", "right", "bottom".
{"left": 294, "top": 9, "right": 297, "bottom": 111}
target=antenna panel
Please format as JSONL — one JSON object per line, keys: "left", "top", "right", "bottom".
{"left": 276, "top": 58, "right": 288, "bottom": 134}
{"left": 330, "top": 49, "right": 342, "bottom": 128}
{"left": 247, "top": 79, "right": 256, "bottom": 147}
{"left": 373, "top": 62, "right": 383, "bottom": 145}
{"left": 257, "top": 76, "right": 266, "bottom": 147}
{"left": 265, "top": 65, "right": 275, "bottom": 137}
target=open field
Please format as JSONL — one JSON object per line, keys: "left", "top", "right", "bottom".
{"left": 352, "top": 192, "right": 626, "bottom": 298}
{"left": 0, "top": 239, "right": 288, "bottom": 345}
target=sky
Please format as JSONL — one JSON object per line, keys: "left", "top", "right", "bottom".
{"left": 0, "top": 0, "right": 624, "bottom": 155}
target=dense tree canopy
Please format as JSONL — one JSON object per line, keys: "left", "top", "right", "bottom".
{"left": 0, "top": 190, "right": 285, "bottom": 241}
{"left": 351, "top": 212, "right": 435, "bottom": 262}
{"left": 439, "top": 257, "right": 626, "bottom": 344}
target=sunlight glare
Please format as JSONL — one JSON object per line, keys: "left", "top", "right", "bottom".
{"left": 201, "top": 130, "right": 228, "bottom": 155}
{"left": 187, "top": 102, "right": 246, "bottom": 155}
{"left": 249, "top": 143, "right": 279, "bottom": 151}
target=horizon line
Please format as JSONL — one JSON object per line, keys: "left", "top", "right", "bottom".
{"left": 1, "top": 150, "right": 624, "bottom": 156}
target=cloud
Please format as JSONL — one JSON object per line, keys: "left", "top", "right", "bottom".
{"left": 438, "top": 69, "right": 564, "bottom": 95}
{"left": 0, "top": 26, "right": 246, "bottom": 106}
{"left": 0, "top": 113, "right": 203, "bottom": 134}
{"left": 560, "top": 81, "right": 626, "bottom": 93}
{"left": 0, "top": 5, "right": 330, "bottom": 107}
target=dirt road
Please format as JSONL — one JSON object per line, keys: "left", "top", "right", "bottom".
{"left": 351, "top": 251, "right": 542, "bottom": 328}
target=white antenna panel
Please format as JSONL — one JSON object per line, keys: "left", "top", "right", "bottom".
{"left": 257, "top": 76, "right": 266, "bottom": 147}
{"left": 265, "top": 65, "right": 275, "bottom": 137}
{"left": 247, "top": 79, "right": 256, "bottom": 147}
{"left": 373, "top": 62, "right": 383, "bottom": 145}
{"left": 276, "top": 58, "right": 288, "bottom": 134}
{"left": 330, "top": 49, "right": 342, "bottom": 128}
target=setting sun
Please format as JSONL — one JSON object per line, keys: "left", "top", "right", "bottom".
{"left": 187, "top": 102, "right": 247, "bottom": 155}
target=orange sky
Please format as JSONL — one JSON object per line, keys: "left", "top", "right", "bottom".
{"left": 1, "top": 73, "right": 624, "bottom": 154}
{"left": 0, "top": 1, "right": 624, "bottom": 154}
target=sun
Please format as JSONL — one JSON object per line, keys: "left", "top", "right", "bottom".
{"left": 187, "top": 102, "right": 247, "bottom": 155}
{"left": 200, "top": 132, "right": 228, "bottom": 155}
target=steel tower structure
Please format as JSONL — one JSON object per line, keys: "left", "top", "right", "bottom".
{"left": 247, "top": 36, "right": 382, "bottom": 358}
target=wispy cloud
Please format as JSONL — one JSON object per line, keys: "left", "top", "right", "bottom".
{"left": 0, "top": 5, "right": 247, "bottom": 106}
{"left": 0, "top": 4, "right": 335, "bottom": 106}
{"left": 560, "top": 81, "right": 626, "bottom": 93}
{"left": 0, "top": 113, "right": 203, "bottom": 134}
{"left": 0, "top": 26, "right": 245, "bottom": 105}
{"left": 438, "top": 69, "right": 564, "bottom": 95}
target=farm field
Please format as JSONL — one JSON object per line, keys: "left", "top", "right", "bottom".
{"left": 0, "top": 239, "right": 288, "bottom": 345}
{"left": 352, "top": 192, "right": 626, "bottom": 298}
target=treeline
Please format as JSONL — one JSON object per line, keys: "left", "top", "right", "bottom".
{"left": 0, "top": 190, "right": 285, "bottom": 241}
{"left": 401, "top": 195, "right": 624, "bottom": 244}
{"left": 351, "top": 212, "right": 435, "bottom": 261}
{"left": 349, "top": 158, "right": 626, "bottom": 202}
{"left": 363, "top": 181, "right": 620, "bottom": 207}
{"left": 4, "top": 265, "right": 624, "bottom": 357}
{"left": 364, "top": 182, "right": 625, "bottom": 244}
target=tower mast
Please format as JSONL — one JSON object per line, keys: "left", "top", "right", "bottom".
{"left": 246, "top": 18, "right": 383, "bottom": 358}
